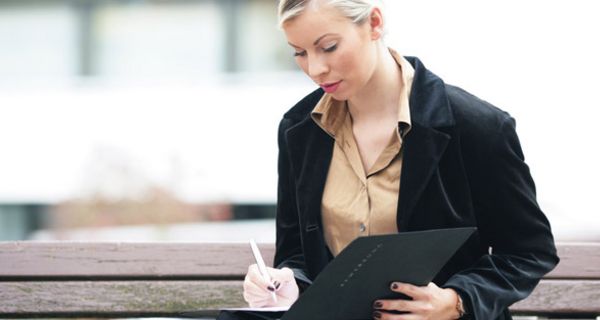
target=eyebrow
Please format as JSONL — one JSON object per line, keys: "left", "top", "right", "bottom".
{"left": 313, "top": 33, "right": 335, "bottom": 45}
{"left": 288, "top": 33, "right": 338, "bottom": 49}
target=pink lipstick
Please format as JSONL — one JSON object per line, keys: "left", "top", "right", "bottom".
{"left": 320, "top": 81, "right": 342, "bottom": 93}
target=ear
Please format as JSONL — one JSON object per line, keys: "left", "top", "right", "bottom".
{"left": 368, "top": 7, "right": 384, "bottom": 40}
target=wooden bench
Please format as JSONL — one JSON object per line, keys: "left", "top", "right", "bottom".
{"left": 0, "top": 242, "right": 598, "bottom": 319}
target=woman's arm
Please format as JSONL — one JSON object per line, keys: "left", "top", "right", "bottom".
{"left": 442, "top": 115, "right": 560, "bottom": 319}
{"left": 273, "top": 118, "right": 312, "bottom": 289}
{"left": 373, "top": 114, "right": 559, "bottom": 320}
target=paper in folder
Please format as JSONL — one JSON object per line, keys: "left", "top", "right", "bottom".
{"left": 281, "top": 227, "right": 476, "bottom": 320}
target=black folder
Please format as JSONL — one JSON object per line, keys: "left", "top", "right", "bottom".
{"left": 281, "top": 227, "right": 476, "bottom": 320}
{"left": 182, "top": 227, "right": 475, "bottom": 320}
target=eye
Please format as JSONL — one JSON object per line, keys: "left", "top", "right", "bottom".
{"left": 294, "top": 50, "right": 306, "bottom": 57}
{"left": 323, "top": 44, "right": 337, "bottom": 53}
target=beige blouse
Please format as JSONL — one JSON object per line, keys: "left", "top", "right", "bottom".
{"left": 310, "top": 49, "right": 415, "bottom": 256}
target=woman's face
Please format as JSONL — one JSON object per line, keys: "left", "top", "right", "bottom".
{"left": 282, "top": 4, "right": 378, "bottom": 101}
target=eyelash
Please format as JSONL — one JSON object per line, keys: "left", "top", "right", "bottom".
{"left": 294, "top": 44, "right": 338, "bottom": 57}
{"left": 323, "top": 44, "right": 337, "bottom": 52}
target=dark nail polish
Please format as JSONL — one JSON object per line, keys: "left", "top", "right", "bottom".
{"left": 274, "top": 281, "right": 281, "bottom": 289}
{"left": 373, "top": 301, "right": 382, "bottom": 308}
{"left": 373, "top": 311, "right": 381, "bottom": 319}
{"left": 267, "top": 286, "right": 275, "bottom": 292}
{"left": 391, "top": 283, "right": 398, "bottom": 290}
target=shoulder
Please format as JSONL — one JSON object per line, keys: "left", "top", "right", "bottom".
{"left": 406, "top": 55, "right": 512, "bottom": 136}
{"left": 444, "top": 84, "right": 515, "bottom": 142}
{"left": 278, "top": 88, "right": 324, "bottom": 139}
{"left": 282, "top": 88, "right": 324, "bottom": 122}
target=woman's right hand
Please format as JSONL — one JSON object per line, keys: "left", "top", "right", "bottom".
{"left": 243, "top": 264, "right": 300, "bottom": 308}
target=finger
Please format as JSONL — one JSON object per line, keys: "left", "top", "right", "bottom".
{"left": 243, "top": 291, "right": 265, "bottom": 304}
{"left": 243, "top": 287, "right": 265, "bottom": 304}
{"left": 243, "top": 279, "right": 277, "bottom": 306}
{"left": 246, "top": 295, "right": 272, "bottom": 308}
{"left": 266, "top": 267, "right": 295, "bottom": 291}
{"left": 267, "top": 266, "right": 295, "bottom": 282}
{"left": 244, "top": 275, "right": 274, "bottom": 296}
{"left": 373, "top": 299, "right": 414, "bottom": 312}
{"left": 390, "top": 282, "right": 429, "bottom": 301}
{"left": 244, "top": 285, "right": 277, "bottom": 308}
{"left": 243, "top": 278, "right": 271, "bottom": 292}
{"left": 253, "top": 265, "right": 279, "bottom": 290}
{"left": 246, "top": 264, "right": 276, "bottom": 290}
{"left": 243, "top": 280, "right": 270, "bottom": 304}
{"left": 375, "top": 298, "right": 436, "bottom": 316}
{"left": 372, "top": 310, "right": 419, "bottom": 320}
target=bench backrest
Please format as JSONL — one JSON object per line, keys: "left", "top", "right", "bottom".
{"left": 0, "top": 242, "right": 598, "bottom": 318}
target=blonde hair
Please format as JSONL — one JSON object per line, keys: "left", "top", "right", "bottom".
{"left": 277, "top": 0, "right": 382, "bottom": 27}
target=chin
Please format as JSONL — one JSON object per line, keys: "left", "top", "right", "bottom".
{"left": 328, "top": 88, "right": 352, "bottom": 101}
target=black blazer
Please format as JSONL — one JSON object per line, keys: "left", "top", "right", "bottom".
{"left": 273, "top": 57, "right": 559, "bottom": 320}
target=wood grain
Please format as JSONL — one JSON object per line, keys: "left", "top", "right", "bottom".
{"left": 2, "top": 242, "right": 599, "bottom": 279}
{"left": 0, "top": 280, "right": 246, "bottom": 317}
{"left": 0, "top": 242, "right": 275, "bottom": 279}
{"left": 1, "top": 279, "right": 598, "bottom": 317}
{"left": 549, "top": 242, "right": 600, "bottom": 279}
{"left": 510, "top": 280, "right": 600, "bottom": 315}
{"left": 1, "top": 241, "right": 599, "bottom": 318}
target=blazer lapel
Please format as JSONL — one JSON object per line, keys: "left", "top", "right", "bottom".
{"left": 398, "top": 56, "right": 455, "bottom": 231}
{"left": 397, "top": 123, "right": 450, "bottom": 231}
{"left": 285, "top": 117, "right": 334, "bottom": 231}
{"left": 285, "top": 116, "right": 334, "bottom": 276}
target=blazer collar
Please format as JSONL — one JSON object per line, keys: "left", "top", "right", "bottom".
{"left": 405, "top": 56, "right": 455, "bottom": 129}
{"left": 284, "top": 57, "right": 455, "bottom": 130}
{"left": 284, "top": 56, "right": 456, "bottom": 233}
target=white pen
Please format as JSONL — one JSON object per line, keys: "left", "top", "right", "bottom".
{"left": 249, "top": 238, "right": 278, "bottom": 303}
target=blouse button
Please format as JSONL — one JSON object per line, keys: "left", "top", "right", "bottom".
{"left": 359, "top": 223, "right": 366, "bottom": 233}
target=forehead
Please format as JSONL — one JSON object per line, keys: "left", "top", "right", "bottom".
{"left": 282, "top": 4, "right": 354, "bottom": 45}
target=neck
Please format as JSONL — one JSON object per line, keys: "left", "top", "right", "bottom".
{"left": 347, "top": 44, "right": 402, "bottom": 122}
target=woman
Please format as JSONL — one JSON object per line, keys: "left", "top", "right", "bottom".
{"left": 240, "top": 0, "right": 559, "bottom": 319}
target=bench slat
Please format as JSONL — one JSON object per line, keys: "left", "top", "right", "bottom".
{"left": 1, "top": 279, "right": 598, "bottom": 317}
{"left": 549, "top": 243, "right": 600, "bottom": 279}
{"left": 0, "top": 280, "right": 245, "bottom": 318}
{"left": 0, "top": 242, "right": 275, "bottom": 279}
{"left": 1, "top": 241, "right": 598, "bottom": 319}
{"left": 2, "top": 242, "right": 599, "bottom": 279}
{"left": 510, "top": 279, "right": 600, "bottom": 315}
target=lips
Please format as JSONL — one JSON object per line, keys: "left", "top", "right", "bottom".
{"left": 320, "top": 80, "right": 342, "bottom": 93}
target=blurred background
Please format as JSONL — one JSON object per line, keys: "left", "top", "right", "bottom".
{"left": 0, "top": 0, "right": 598, "bottom": 242}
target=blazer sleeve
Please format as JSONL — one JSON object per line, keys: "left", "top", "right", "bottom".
{"left": 273, "top": 118, "right": 312, "bottom": 289}
{"left": 443, "top": 116, "right": 559, "bottom": 319}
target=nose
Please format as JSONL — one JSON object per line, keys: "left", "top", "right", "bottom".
{"left": 307, "top": 54, "right": 328, "bottom": 80}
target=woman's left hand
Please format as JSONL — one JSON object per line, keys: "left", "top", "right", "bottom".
{"left": 372, "top": 282, "right": 461, "bottom": 320}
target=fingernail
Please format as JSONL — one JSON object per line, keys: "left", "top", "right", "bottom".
{"left": 373, "top": 301, "right": 382, "bottom": 308}
{"left": 373, "top": 311, "right": 381, "bottom": 319}
{"left": 267, "top": 286, "right": 275, "bottom": 292}
{"left": 391, "top": 283, "right": 398, "bottom": 290}
{"left": 274, "top": 281, "right": 281, "bottom": 289}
